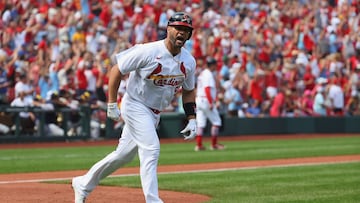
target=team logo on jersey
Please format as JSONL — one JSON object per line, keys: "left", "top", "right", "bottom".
{"left": 148, "top": 63, "right": 185, "bottom": 87}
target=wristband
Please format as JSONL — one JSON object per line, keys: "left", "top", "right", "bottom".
{"left": 107, "top": 102, "right": 118, "bottom": 108}
{"left": 183, "top": 102, "right": 196, "bottom": 117}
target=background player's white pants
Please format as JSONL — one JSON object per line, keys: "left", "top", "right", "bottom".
{"left": 196, "top": 97, "right": 222, "bottom": 128}
{"left": 0, "top": 123, "right": 9, "bottom": 134}
{"left": 48, "top": 123, "right": 64, "bottom": 136}
{"left": 75, "top": 94, "right": 163, "bottom": 203}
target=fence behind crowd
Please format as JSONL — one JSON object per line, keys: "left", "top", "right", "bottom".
{"left": 158, "top": 113, "right": 360, "bottom": 138}
{"left": 1, "top": 107, "right": 360, "bottom": 143}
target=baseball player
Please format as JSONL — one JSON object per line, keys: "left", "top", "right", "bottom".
{"left": 71, "top": 12, "right": 197, "bottom": 203}
{"left": 195, "top": 57, "right": 224, "bottom": 151}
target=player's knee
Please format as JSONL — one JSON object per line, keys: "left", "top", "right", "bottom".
{"left": 150, "top": 147, "right": 160, "bottom": 157}
{"left": 113, "top": 146, "right": 138, "bottom": 162}
{"left": 143, "top": 147, "right": 160, "bottom": 160}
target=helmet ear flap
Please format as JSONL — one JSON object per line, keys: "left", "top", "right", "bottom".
{"left": 188, "top": 31, "right": 192, "bottom": 40}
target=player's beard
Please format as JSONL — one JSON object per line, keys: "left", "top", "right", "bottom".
{"left": 170, "top": 35, "right": 186, "bottom": 49}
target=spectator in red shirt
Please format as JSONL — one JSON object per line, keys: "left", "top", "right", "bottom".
{"left": 283, "top": 62, "right": 300, "bottom": 90}
{"left": 37, "top": 34, "right": 48, "bottom": 66}
{"left": 303, "top": 27, "right": 315, "bottom": 54}
{"left": 270, "top": 86, "right": 286, "bottom": 117}
{"left": 264, "top": 62, "right": 279, "bottom": 91}
{"left": 257, "top": 42, "right": 271, "bottom": 65}
{"left": 193, "top": 35, "right": 204, "bottom": 58}
{"left": 300, "top": 90, "right": 314, "bottom": 116}
{"left": 247, "top": 69, "right": 265, "bottom": 105}
{"left": 303, "top": 66, "right": 316, "bottom": 91}
{"left": 75, "top": 52, "right": 90, "bottom": 97}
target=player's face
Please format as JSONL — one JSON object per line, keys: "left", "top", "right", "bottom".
{"left": 167, "top": 25, "right": 192, "bottom": 48}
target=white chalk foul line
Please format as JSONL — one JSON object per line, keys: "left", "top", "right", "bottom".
{"left": 0, "top": 160, "right": 359, "bottom": 185}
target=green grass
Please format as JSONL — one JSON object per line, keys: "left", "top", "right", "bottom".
{"left": 1, "top": 136, "right": 360, "bottom": 173}
{"left": 2, "top": 135, "right": 360, "bottom": 202}
{"left": 101, "top": 162, "right": 360, "bottom": 203}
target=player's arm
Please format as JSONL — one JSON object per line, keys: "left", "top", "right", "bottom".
{"left": 108, "top": 65, "right": 123, "bottom": 103}
{"left": 204, "top": 86, "right": 213, "bottom": 108}
{"left": 180, "top": 88, "right": 197, "bottom": 140}
{"left": 107, "top": 65, "right": 123, "bottom": 121}
{"left": 182, "top": 88, "right": 196, "bottom": 120}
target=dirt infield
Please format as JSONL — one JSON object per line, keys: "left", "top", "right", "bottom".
{"left": 1, "top": 134, "right": 359, "bottom": 203}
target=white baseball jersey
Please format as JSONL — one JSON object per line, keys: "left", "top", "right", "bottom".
{"left": 115, "top": 40, "right": 196, "bottom": 111}
{"left": 196, "top": 68, "right": 217, "bottom": 100}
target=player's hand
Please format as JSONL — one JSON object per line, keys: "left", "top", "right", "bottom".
{"left": 107, "top": 102, "right": 121, "bottom": 121}
{"left": 209, "top": 102, "right": 213, "bottom": 110}
{"left": 180, "top": 119, "right": 197, "bottom": 140}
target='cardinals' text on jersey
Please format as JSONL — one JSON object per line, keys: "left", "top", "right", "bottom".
{"left": 115, "top": 40, "right": 196, "bottom": 111}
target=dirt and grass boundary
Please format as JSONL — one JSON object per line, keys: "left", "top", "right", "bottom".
{"left": 1, "top": 134, "right": 359, "bottom": 203}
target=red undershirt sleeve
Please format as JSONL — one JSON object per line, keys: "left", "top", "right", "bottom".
{"left": 205, "top": 86, "right": 213, "bottom": 104}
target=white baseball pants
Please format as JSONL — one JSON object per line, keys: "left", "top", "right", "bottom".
{"left": 74, "top": 94, "right": 163, "bottom": 203}
{"left": 196, "top": 97, "right": 222, "bottom": 128}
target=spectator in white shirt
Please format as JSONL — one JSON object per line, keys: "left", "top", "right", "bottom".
{"left": 10, "top": 91, "right": 36, "bottom": 134}
{"left": 223, "top": 80, "right": 242, "bottom": 117}
{"left": 14, "top": 74, "right": 35, "bottom": 104}
{"left": 327, "top": 77, "right": 344, "bottom": 116}
{"left": 313, "top": 86, "right": 327, "bottom": 116}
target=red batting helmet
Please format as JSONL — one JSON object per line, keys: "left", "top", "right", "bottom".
{"left": 167, "top": 12, "right": 193, "bottom": 29}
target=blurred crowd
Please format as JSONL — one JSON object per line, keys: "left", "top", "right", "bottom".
{"left": 1, "top": 0, "right": 360, "bottom": 136}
